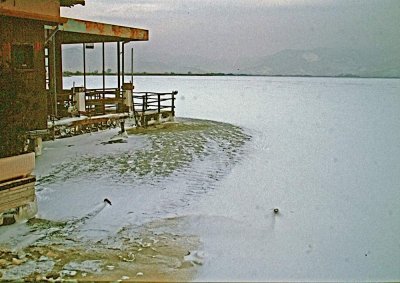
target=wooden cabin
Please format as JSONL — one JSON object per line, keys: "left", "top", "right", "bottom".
{"left": 0, "top": 1, "right": 68, "bottom": 224}
{"left": 0, "top": 0, "right": 64, "bottom": 157}
{"left": 0, "top": 0, "right": 153, "bottom": 224}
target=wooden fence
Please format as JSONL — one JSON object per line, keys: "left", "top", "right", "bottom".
{"left": 56, "top": 89, "right": 177, "bottom": 127}
{"left": 132, "top": 91, "right": 177, "bottom": 127}
{"left": 85, "top": 88, "right": 123, "bottom": 115}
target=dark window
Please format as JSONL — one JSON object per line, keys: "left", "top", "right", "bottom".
{"left": 12, "top": 44, "right": 34, "bottom": 69}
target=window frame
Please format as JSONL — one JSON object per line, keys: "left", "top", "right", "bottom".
{"left": 11, "top": 44, "right": 35, "bottom": 70}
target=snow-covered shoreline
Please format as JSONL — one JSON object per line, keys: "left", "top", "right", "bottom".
{"left": 0, "top": 118, "right": 250, "bottom": 281}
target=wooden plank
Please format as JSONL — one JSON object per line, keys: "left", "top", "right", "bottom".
{"left": 0, "top": 195, "right": 35, "bottom": 212}
{"left": 0, "top": 185, "right": 34, "bottom": 199}
{"left": 0, "top": 176, "right": 36, "bottom": 192}
{"left": 0, "top": 185, "right": 35, "bottom": 199}
{"left": 0, "top": 153, "right": 35, "bottom": 183}
{"left": 0, "top": 191, "right": 35, "bottom": 206}
{"left": 4, "top": 182, "right": 34, "bottom": 192}
{"left": 0, "top": 186, "right": 35, "bottom": 213}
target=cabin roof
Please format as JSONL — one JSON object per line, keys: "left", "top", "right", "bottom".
{"left": 58, "top": 17, "right": 149, "bottom": 43}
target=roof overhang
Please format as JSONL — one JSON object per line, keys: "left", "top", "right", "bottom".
{"left": 0, "top": 8, "right": 64, "bottom": 24}
{"left": 58, "top": 17, "right": 149, "bottom": 44}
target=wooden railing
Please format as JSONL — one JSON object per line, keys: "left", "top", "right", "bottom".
{"left": 55, "top": 89, "right": 177, "bottom": 125}
{"left": 132, "top": 91, "right": 177, "bottom": 115}
{"left": 85, "top": 88, "right": 123, "bottom": 115}
{"left": 132, "top": 91, "right": 177, "bottom": 127}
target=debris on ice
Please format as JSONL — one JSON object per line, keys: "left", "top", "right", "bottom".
{"left": 184, "top": 250, "right": 204, "bottom": 266}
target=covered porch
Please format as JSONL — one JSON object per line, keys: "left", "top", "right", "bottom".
{"left": 46, "top": 17, "right": 177, "bottom": 133}
{"left": 47, "top": 17, "right": 147, "bottom": 119}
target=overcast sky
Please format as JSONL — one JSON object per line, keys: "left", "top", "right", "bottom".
{"left": 61, "top": 0, "right": 399, "bottom": 62}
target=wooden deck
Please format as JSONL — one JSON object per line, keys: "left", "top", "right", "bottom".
{"left": 55, "top": 88, "right": 177, "bottom": 128}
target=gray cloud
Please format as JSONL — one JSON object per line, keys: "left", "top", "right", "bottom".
{"left": 61, "top": 0, "right": 400, "bottom": 74}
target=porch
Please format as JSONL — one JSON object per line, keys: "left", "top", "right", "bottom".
{"left": 49, "top": 87, "right": 177, "bottom": 137}
{"left": 46, "top": 17, "right": 176, "bottom": 131}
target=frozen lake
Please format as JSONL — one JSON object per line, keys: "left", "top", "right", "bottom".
{"left": 66, "top": 75, "right": 400, "bottom": 281}
{"left": 2, "top": 75, "right": 399, "bottom": 281}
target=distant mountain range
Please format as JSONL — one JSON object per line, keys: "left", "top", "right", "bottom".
{"left": 62, "top": 47, "right": 400, "bottom": 78}
{"left": 239, "top": 48, "right": 400, "bottom": 78}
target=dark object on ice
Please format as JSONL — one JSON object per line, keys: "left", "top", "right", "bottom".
{"left": 1, "top": 215, "right": 16, "bottom": 226}
{"left": 273, "top": 208, "right": 279, "bottom": 214}
{"left": 104, "top": 198, "right": 112, "bottom": 205}
{"left": 101, "top": 138, "right": 127, "bottom": 145}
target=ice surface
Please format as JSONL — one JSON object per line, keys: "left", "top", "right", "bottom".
{"left": 172, "top": 76, "right": 400, "bottom": 281}
{"left": 1, "top": 76, "right": 399, "bottom": 281}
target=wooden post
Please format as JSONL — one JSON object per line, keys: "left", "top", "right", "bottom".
{"left": 141, "top": 94, "right": 145, "bottom": 127}
{"left": 145, "top": 93, "right": 148, "bottom": 112}
{"left": 120, "top": 120, "right": 125, "bottom": 133}
{"left": 55, "top": 34, "right": 63, "bottom": 94}
{"left": 101, "top": 43, "right": 105, "bottom": 114}
{"left": 83, "top": 43, "right": 86, "bottom": 89}
{"left": 117, "top": 42, "right": 122, "bottom": 112}
{"left": 102, "top": 42, "right": 105, "bottom": 91}
{"left": 122, "top": 42, "right": 125, "bottom": 84}
{"left": 171, "top": 91, "right": 176, "bottom": 117}
{"left": 131, "top": 47, "right": 134, "bottom": 83}
{"left": 158, "top": 93, "right": 161, "bottom": 113}
{"left": 52, "top": 38, "right": 58, "bottom": 117}
{"left": 145, "top": 93, "right": 149, "bottom": 126}
{"left": 117, "top": 42, "right": 121, "bottom": 92}
{"left": 102, "top": 90, "right": 105, "bottom": 115}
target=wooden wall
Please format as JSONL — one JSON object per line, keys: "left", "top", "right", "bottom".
{"left": 0, "top": 16, "right": 48, "bottom": 157}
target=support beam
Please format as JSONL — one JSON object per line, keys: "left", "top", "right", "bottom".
{"left": 55, "top": 34, "right": 63, "bottom": 94}
{"left": 131, "top": 47, "right": 134, "bottom": 83}
{"left": 102, "top": 42, "right": 105, "bottom": 91}
{"left": 117, "top": 42, "right": 121, "bottom": 92}
{"left": 83, "top": 43, "right": 86, "bottom": 89}
{"left": 52, "top": 38, "right": 58, "bottom": 117}
{"left": 122, "top": 42, "right": 125, "bottom": 84}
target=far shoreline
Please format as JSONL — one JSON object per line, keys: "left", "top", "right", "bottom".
{"left": 63, "top": 72, "right": 400, "bottom": 80}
